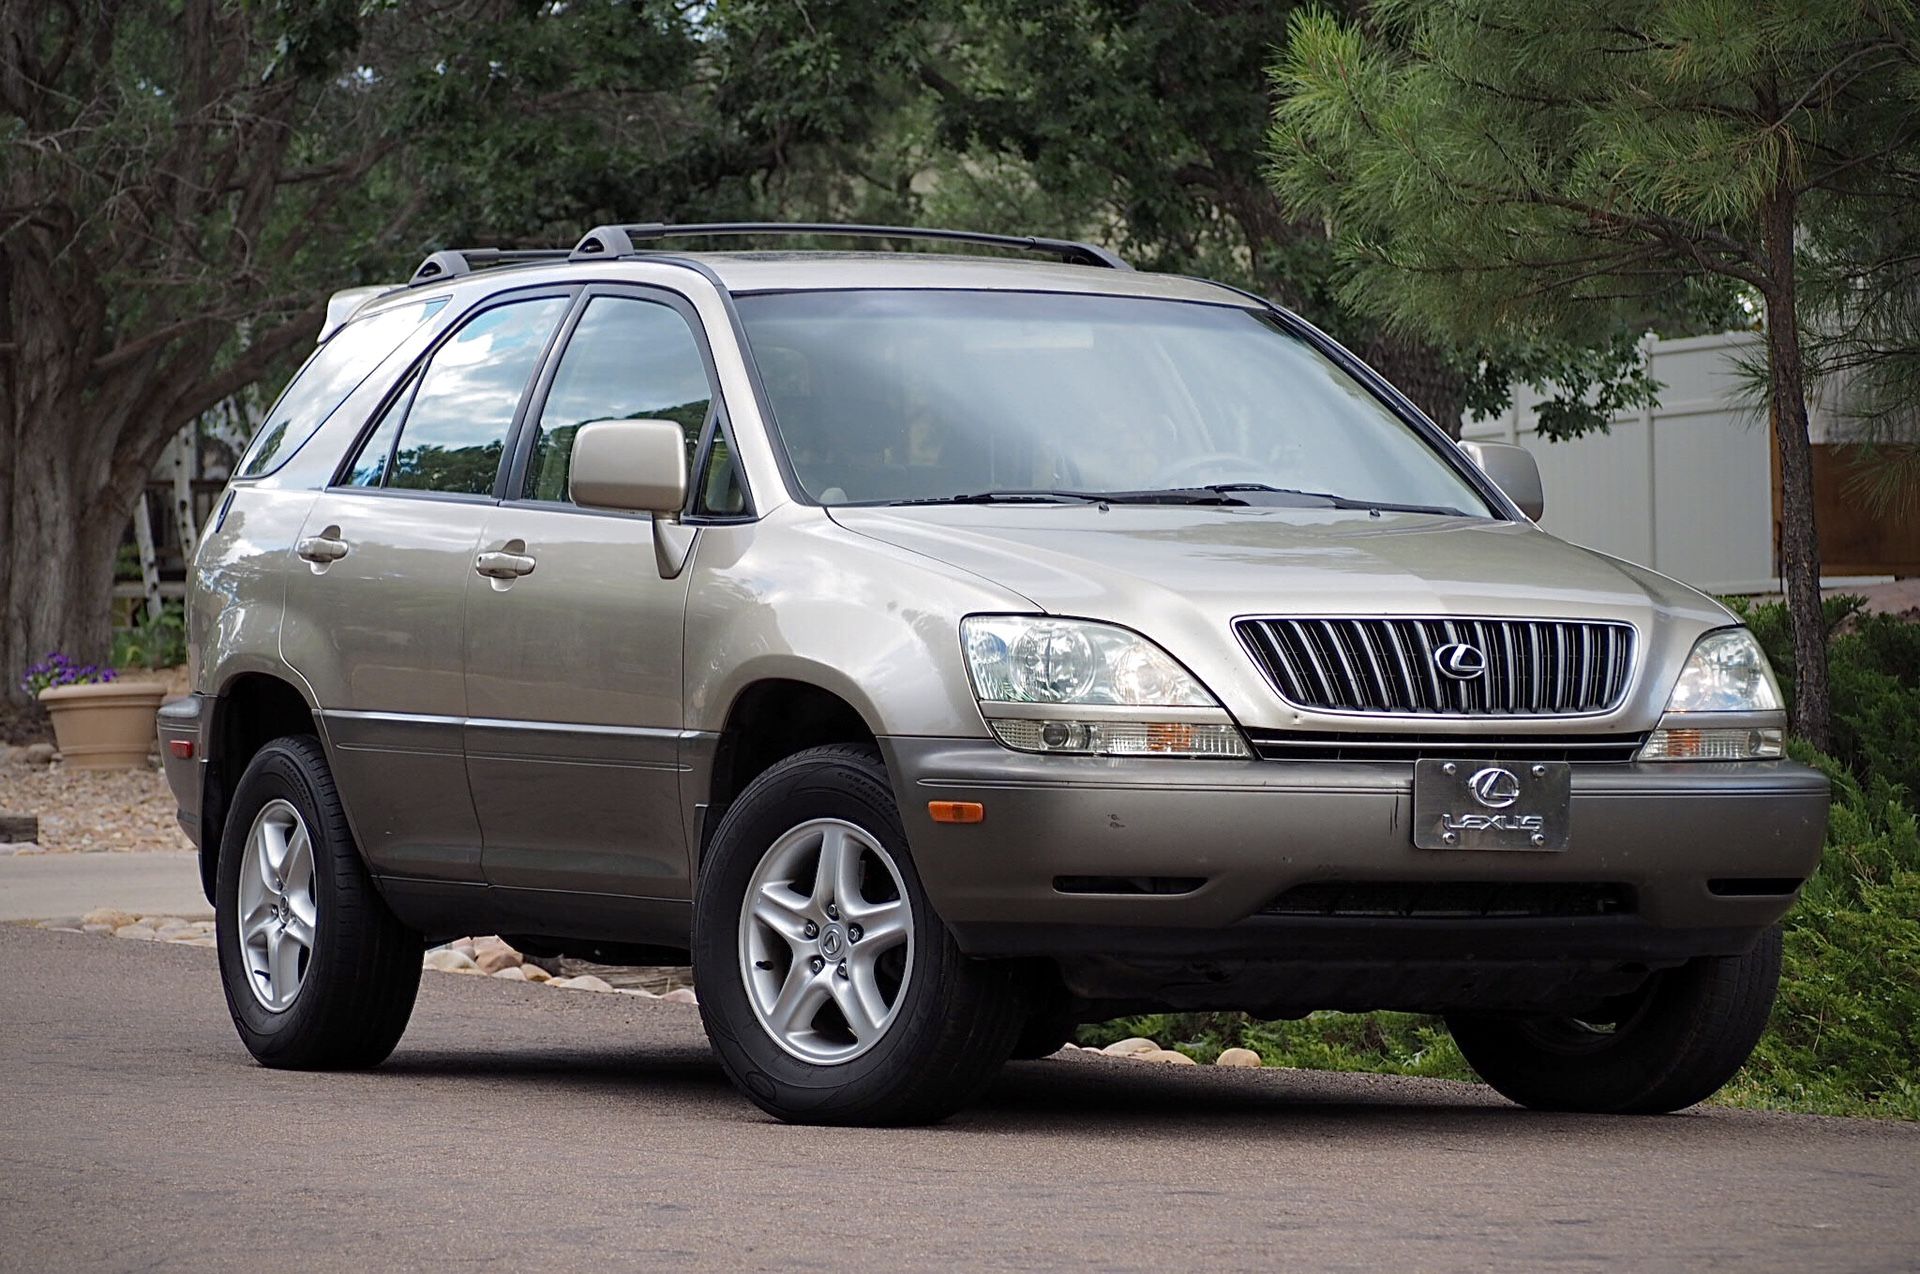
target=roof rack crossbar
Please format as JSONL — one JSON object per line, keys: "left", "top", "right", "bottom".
{"left": 410, "top": 247, "right": 575, "bottom": 285}
{"left": 568, "top": 222, "right": 1130, "bottom": 270}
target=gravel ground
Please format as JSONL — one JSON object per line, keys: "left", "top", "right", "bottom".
{"left": 1, "top": 665, "right": 192, "bottom": 855}
{"left": 0, "top": 754, "right": 190, "bottom": 854}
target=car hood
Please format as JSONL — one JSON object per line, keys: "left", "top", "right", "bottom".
{"left": 828, "top": 504, "right": 1733, "bottom": 731}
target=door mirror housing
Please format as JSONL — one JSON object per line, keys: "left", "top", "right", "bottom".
{"left": 568, "top": 419, "right": 689, "bottom": 516}
{"left": 1458, "top": 440, "right": 1545, "bottom": 521}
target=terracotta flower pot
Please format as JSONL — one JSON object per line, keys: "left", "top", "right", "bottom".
{"left": 37, "top": 681, "right": 168, "bottom": 770}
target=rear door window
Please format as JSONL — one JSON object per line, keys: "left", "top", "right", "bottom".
{"left": 237, "top": 296, "right": 446, "bottom": 478}
{"left": 371, "top": 295, "right": 571, "bottom": 496}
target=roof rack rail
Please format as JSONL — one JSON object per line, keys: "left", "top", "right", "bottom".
{"left": 568, "top": 222, "right": 1130, "bottom": 270}
{"left": 410, "top": 247, "right": 575, "bottom": 285}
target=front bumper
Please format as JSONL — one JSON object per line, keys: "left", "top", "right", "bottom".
{"left": 883, "top": 738, "right": 1829, "bottom": 966}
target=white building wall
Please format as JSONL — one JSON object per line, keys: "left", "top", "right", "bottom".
{"left": 1460, "top": 331, "right": 1792, "bottom": 594}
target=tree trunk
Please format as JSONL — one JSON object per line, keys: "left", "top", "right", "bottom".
{"left": 0, "top": 417, "right": 130, "bottom": 705}
{"left": 1760, "top": 186, "right": 1832, "bottom": 751}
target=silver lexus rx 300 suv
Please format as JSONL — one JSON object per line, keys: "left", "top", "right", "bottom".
{"left": 160, "top": 222, "right": 1829, "bottom": 1125}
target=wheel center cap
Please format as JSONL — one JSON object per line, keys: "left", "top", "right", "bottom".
{"left": 819, "top": 925, "right": 845, "bottom": 957}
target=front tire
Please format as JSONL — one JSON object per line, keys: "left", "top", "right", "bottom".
{"left": 693, "top": 745, "right": 1026, "bottom": 1125}
{"left": 1446, "top": 926, "right": 1782, "bottom": 1114}
{"left": 215, "top": 736, "right": 421, "bottom": 1069}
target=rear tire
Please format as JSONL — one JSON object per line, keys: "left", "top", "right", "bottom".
{"left": 1446, "top": 927, "right": 1782, "bottom": 1114}
{"left": 215, "top": 736, "right": 421, "bottom": 1069}
{"left": 693, "top": 744, "right": 1026, "bottom": 1125}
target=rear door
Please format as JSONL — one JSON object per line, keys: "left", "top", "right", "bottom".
{"left": 463, "top": 286, "right": 729, "bottom": 899}
{"left": 282, "top": 289, "right": 574, "bottom": 882}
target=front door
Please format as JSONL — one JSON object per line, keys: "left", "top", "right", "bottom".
{"left": 282, "top": 289, "right": 574, "bottom": 882}
{"left": 463, "top": 288, "right": 719, "bottom": 899}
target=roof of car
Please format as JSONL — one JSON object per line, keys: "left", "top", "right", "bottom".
{"left": 663, "top": 251, "right": 1257, "bottom": 305}
{"left": 337, "top": 240, "right": 1264, "bottom": 339}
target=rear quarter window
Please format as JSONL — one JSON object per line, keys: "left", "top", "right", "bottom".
{"left": 236, "top": 296, "right": 447, "bottom": 478}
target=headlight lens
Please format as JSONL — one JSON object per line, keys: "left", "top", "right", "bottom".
{"left": 962, "top": 617, "right": 1216, "bottom": 706}
{"left": 1639, "top": 627, "right": 1785, "bottom": 761}
{"left": 1662, "top": 628, "right": 1783, "bottom": 713}
{"left": 961, "top": 616, "right": 1249, "bottom": 758}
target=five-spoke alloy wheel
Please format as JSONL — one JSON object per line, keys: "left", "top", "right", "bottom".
{"left": 740, "top": 818, "right": 914, "bottom": 1064}
{"left": 215, "top": 735, "right": 422, "bottom": 1069}
{"left": 694, "top": 744, "right": 1027, "bottom": 1125}
{"left": 237, "top": 799, "right": 318, "bottom": 1011}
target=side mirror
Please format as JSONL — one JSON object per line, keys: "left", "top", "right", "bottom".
{"left": 1459, "top": 440, "right": 1545, "bottom": 521}
{"left": 569, "top": 419, "right": 688, "bottom": 515}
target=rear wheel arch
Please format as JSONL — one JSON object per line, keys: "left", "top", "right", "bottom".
{"left": 200, "top": 673, "right": 320, "bottom": 901}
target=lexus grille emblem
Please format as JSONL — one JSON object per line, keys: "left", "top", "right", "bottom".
{"left": 1467, "top": 766, "right": 1522, "bottom": 809}
{"left": 1433, "top": 642, "right": 1488, "bottom": 680}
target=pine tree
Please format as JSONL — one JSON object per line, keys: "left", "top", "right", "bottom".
{"left": 1268, "top": 0, "right": 1920, "bottom": 749}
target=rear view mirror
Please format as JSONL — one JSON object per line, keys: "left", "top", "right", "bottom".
{"left": 1459, "top": 440, "right": 1545, "bottom": 521}
{"left": 569, "top": 419, "right": 688, "bottom": 516}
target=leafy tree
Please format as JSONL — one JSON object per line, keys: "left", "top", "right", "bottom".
{"left": 715, "top": 0, "right": 1688, "bottom": 435}
{"left": 0, "top": 0, "right": 775, "bottom": 699}
{"left": 1267, "top": 0, "right": 1920, "bottom": 749}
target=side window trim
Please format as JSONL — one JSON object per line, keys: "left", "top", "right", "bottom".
{"left": 503, "top": 281, "right": 755, "bottom": 522}
{"left": 327, "top": 284, "right": 583, "bottom": 498}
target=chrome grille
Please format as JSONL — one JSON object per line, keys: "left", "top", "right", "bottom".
{"left": 1236, "top": 617, "right": 1635, "bottom": 716}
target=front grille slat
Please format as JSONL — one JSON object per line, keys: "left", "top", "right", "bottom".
{"left": 1238, "top": 617, "right": 1635, "bottom": 717}
{"left": 1352, "top": 623, "right": 1394, "bottom": 711}
{"left": 1286, "top": 620, "right": 1338, "bottom": 707}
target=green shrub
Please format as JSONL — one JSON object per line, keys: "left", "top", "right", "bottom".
{"left": 111, "top": 600, "right": 187, "bottom": 670}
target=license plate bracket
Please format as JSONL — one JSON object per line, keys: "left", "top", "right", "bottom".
{"left": 1412, "top": 759, "right": 1572, "bottom": 851}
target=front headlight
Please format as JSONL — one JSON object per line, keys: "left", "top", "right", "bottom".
{"left": 961, "top": 616, "right": 1249, "bottom": 758}
{"left": 1639, "top": 628, "right": 1785, "bottom": 761}
{"left": 1662, "top": 628, "right": 1783, "bottom": 713}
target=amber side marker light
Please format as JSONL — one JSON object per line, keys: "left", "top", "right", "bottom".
{"left": 928, "top": 801, "right": 985, "bottom": 824}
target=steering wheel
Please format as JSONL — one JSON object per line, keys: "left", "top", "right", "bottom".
{"left": 1149, "top": 452, "right": 1266, "bottom": 490}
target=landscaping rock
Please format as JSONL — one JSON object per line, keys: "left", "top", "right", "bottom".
{"left": 22, "top": 743, "right": 56, "bottom": 766}
{"left": 112, "top": 923, "right": 157, "bottom": 940}
{"left": 491, "top": 965, "right": 529, "bottom": 981}
{"left": 83, "top": 907, "right": 139, "bottom": 930}
{"left": 423, "top": 948, "right": 479, "bottom": 973}
{"left": 660, "top": 987, "right": 698, "bottom": 1005}
{"left": 1140, "top": 1049, "right": 1198, "bottom": 1065}
{"left": 520, "top": 965, "right": 552, "bottom": 983}
{"left": 471, "top": 936, "right": 523, "bottom": 975}
{"left": 1100, "top": 1037, "right": 1161, "bottom": 1058}
{"left": 1215, "top": 1047, "right": 1262, "bottom": 1068}
{"left": 549, "top": 974, "right": 614, "bottom": 993}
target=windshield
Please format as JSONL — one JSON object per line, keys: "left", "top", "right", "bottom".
{"left": 733, "top": 290, "right": 1493, "bottom": 515}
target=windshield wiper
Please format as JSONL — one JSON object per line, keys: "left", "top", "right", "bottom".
{"left": 890, "top": 487, "right": 1256, "bottom": 507}
{"left": 1176, "top": 484, "right": 1465, "bottom": 517}
{"left": 884, "top": 484, "right": 1461, "bottom": 515}
{"left": 884, "top": 489, "right": 1110, "bottom": 506}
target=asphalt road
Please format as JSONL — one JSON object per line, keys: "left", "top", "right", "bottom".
{"left": 3, "top": 925, "right": 1915, "bottom": 1272}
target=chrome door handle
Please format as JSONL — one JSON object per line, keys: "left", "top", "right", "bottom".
{"left": 295, "top": 536, "right": 348, "bottom": 564}
{"left": 474, "top": 551, "right": 536, "bottom": 579}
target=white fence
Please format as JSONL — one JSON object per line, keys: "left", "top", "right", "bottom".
{"left": 1459, "top": 330, "right": 1845, "bottom": 595}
